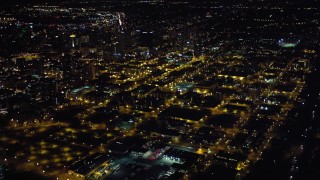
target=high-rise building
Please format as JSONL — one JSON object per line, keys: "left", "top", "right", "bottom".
{"left": 80, "top": 35, "right": 90, "bottom": 45}
{"left": 83, "top": 61, "right": 95, "bottom": 81}
{"left": 70, "top": 34, "right": 77, "bottom": 48}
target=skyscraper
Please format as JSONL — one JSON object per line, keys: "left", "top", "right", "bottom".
{"left": 83, "top": 61, "right": 95, "bottom": 81}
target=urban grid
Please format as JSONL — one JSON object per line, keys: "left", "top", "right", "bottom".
{"left": 0, "top": 0, "right": 320, "bottom": 180}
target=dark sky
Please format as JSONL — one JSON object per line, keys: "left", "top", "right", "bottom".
{"left": 2, "top": 0, "right": 317, "bottom": 6}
